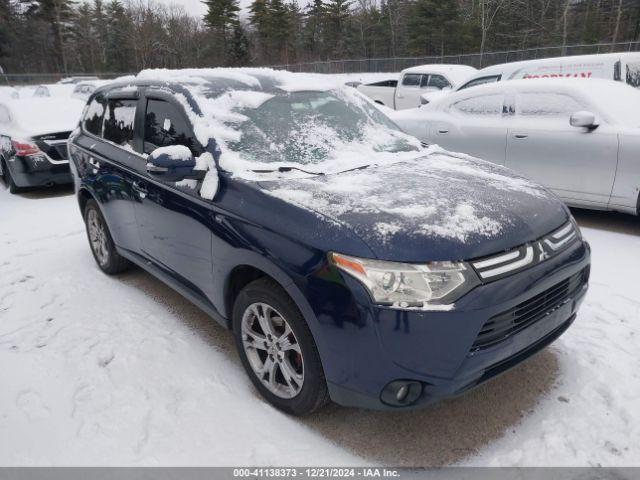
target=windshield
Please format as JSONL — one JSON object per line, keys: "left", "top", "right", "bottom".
{"left": 222, "top": 90, "right": 420, "bottom": 170}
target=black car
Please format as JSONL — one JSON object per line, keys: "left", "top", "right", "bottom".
{"left": 68, "top": 69, "right": 590, "bottom": 415}
{"left": 0, "top": 98, "right": 84, "bottom": 193}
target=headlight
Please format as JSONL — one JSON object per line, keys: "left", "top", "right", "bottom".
{"left": 329, "top": 252, "right": 479, "bottom": 309}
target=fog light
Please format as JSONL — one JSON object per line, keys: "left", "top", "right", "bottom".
{"left": 380, "top": 380, "right": 423, "bottom": 407}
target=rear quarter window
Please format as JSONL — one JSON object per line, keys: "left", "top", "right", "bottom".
{"left": 452, "top": 94, "right": 505, "bottom": 116}
{"left": 0, "top": 105, "right": 10, "bottom": 124}
{"left": 627, "top": 62, "right": 640, "bottom": 88}
{"left": 83, "top": 95, "right": 106, "bottom": 136}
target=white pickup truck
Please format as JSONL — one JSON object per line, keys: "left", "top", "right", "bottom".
{"left": 356, "top": 64, "right": 477, "bottom": 110}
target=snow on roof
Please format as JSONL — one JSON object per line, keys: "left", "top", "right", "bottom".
{"left": 118, "top": 68, "right": 416, "bottom": 172}
{"left": 400, "top": 64, "right": 478, "bottom": 84}
{"left": 432, "top": 77, "right": 640, "bottom": 126}
{"left": 473, "top": 51, "right": 640, "bottom": 76}
{"left": 2, "top": 98, "right": 85, "bottom": 135}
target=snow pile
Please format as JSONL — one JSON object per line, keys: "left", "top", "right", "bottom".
{"left": 0, "top": 187, "right": 364, "bottom": 466}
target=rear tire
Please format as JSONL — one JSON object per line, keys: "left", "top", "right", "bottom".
{"left": 2, "top": 160, "right": 20, "bottom": 194}
{"left": 83, "top": 199, "right": 131, "bottom": 275}
{"left": 233, "top": 277, "right": 329, "bottom": 416}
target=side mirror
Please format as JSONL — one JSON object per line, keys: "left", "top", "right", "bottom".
{"left": 570, "top": 111, "right": 598, "bottom": 129}
{"left": 147, "top": 145, "right": 195, "bottom": 182}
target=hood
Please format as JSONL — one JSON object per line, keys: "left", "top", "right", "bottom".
{"left": 259, "top": 152, "right": 569, "bottom": 262}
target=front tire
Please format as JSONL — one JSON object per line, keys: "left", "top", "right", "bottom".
{"left": 233, "top": 278, "right": 329, "bottom": 415}
{"left": 83, "top": 199, "right": 130, "bottom": 274}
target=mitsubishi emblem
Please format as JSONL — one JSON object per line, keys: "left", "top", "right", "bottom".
{"left": 537, "top": 241, "right": 549, "bottom": 261}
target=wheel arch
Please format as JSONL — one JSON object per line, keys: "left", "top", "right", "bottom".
{"left": 221, "top": 259, "right": 326, "bottom": 353}
{"left": 77, "top": 187, "right": 95, "bottom": 215}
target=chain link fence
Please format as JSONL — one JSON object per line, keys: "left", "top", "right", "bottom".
{"left": 0, "top": 72, "right": 131, "bottom": 86}
{"left": 3, "top": 41, "right": 640, "bottom": 85}
{"left": 269, "top": 41, "right": 640, "bottom": 74}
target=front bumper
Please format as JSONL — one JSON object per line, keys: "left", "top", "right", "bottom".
{"left": 305, "top": 239, "right": 590, "bottom": 410}
{"left": 7, "top": 155, "right": 72, "bottom": 187}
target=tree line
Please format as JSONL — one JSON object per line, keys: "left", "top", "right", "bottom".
{"left": 1, "top": 0, "right": 639, "bottom": 75}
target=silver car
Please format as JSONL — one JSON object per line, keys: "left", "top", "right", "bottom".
{"left": 393, "top": 78, "right": 640, "bottom": 215}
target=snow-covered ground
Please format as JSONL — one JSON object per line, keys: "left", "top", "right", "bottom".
{"left": 0, "top": 183, "right": 639, "bottom": 466}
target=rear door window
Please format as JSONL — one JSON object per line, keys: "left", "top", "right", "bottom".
{"left": 426, "top": 74, "right": 451, "bottom": 90}
{"left": 103, "top": 99, "right": 136, "bottom": 149}
{"left": 83, "top": 94, "right": 106, "bottom": 136}
{"left": 143, "top": 99, "right": 201, "bottom": 156}
{"left": 516, "top": 93, "right": 585, "bottom": 119}
{"left": 401, "top": 74, "right": 422, "bottom": 87}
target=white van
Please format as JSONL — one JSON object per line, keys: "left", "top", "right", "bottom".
{"left": 457, "top": 52, "right": 640, "bottom": 90}
{"left": 357, "top": 64, "right": 477, "bottom": 109}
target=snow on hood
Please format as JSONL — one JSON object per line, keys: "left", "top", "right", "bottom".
{"left": 260, "top": 149, "right": 568, "bottom": 261}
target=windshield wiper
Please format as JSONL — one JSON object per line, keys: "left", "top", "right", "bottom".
{"left": 335, "top": 164, "right": 371, "bottom": 174}
{"left": 251, "top": 166, "right": 325, "bottom": 175}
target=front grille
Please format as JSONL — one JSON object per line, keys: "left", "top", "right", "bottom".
{"left": 471, "top": 220, "right": 579, "bottom": 282}
{"left": 471, "top": 267, "right": 588, "bottom": 352}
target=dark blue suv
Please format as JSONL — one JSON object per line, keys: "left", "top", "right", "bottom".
{"left": 68, "top": 69, "right": 591, "bottom": 415}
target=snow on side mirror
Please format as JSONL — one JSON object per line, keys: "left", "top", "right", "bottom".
{"left": 147, "top": 145, "right": 195, "bottom": 182}
{"left": 570, "top": 111, "right": 598, "bottom": 129}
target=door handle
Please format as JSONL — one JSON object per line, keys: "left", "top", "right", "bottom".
{"left": 514, "top": 133, "right": 528, "bottom": 139}
{"left": 438, "top": 129, "right": 449, "bottom": 134}
{"left": 132, "top": 180, "right": 148, "bottom": 198}
{"left": 87, "top": 157, "right": 100, "bottom": 173}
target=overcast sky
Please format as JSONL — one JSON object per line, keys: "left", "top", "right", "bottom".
{"left": 162, "top": 0, "right": 275, "bottom": 19}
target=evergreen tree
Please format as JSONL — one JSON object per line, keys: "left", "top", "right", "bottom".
{"left": 227, "top": 23, "right": 250, "bottom": 65}
{"left": 203, "top": 0, "right": 239, "bottom": 57}
{"left": 23, "top": 0, "right": 76, "bottom": 72}
{"left": 303, "top": 0, "right": 325, "bottom": 58}
{"left": 324, "top": 0, "right": 352, "bottom": 57}
{"left": 248, "top": 0, "right": 270, "bottom": 61}
{"left": 407, "top": 0, "right": 459, "bottom": 55}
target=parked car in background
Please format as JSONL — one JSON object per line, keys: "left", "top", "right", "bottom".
{"left": 0, "top": 97, "right": 84, "bottom": 192}
{"left": 0, "top": 86, "right": 19, "bottom": 100}
{"left": 356, "top": 78, "right": 398, "bottom": 105}
{"left": 33, "top": 84, "right": 76, "bottom": 98}
{"left": 357, "top": 64, "right": 476, "bottom": 109}
{"left": 457, "top": 52, "right": 640, "bottom": 91}
{"left": 71, "top": 80, "right": 111, "bottom": 100}
{"left": 58, "top": 76, "right": 100, "bottom": 84}
{"left": 69, "top": 69, "right": 589, "bottom": 415}
{"left": 393, "top": 78, "right": 640, "bottom": 215}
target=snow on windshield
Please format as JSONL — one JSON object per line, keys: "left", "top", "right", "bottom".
{"left": 224, "top": 89, "right": 421, "bottom": 175}
{"left": 130, "top": 68, "right": 423, "bottom": 182}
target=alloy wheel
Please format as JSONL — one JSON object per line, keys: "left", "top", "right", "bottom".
{"left": 87, "top": 209, "right": 110, "bottom": 266}
{"left": 241, "top": 302, "right": 304, "bottom": 399}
